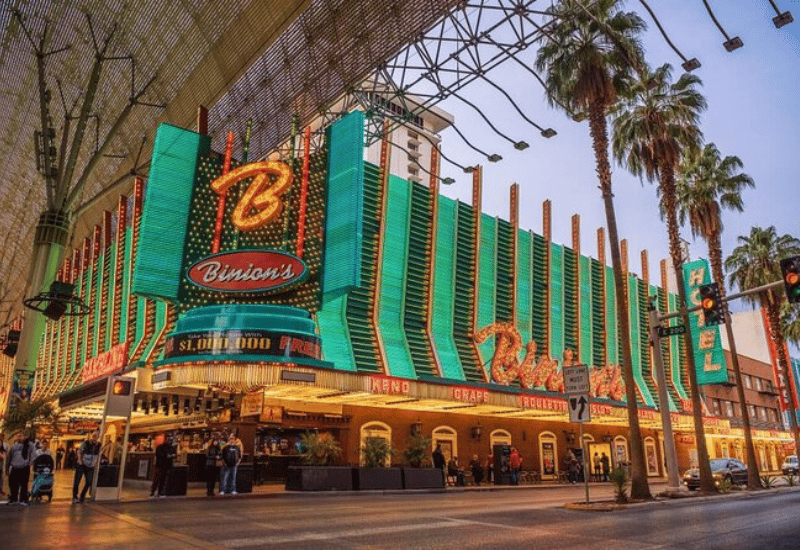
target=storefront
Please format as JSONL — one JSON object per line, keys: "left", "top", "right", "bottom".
{"left": 33, "top": 111, "right": 794, "bottom": 484}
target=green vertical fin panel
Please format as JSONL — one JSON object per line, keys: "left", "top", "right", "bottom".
{"left": 403, "top": 181, "right": 437, "bottom": 378}
{"left": 605, "top": 266, "right": 619, "bottom": 366}
{"left": 452, "top": 202, "right": 483, "bottom": 382}
{"left": 323, "top": 111, "right": 365, "bottom": 301}
{"left": 430, "top": 197, "right": 465, "bottom": 380}
{"left": 629, "top": 277, "right": 655, "bottom": 407}
{"left": 563, "top": 246, "right": 577, "bottom": 353}
{"left": 318, "top": 295, "right": 358, "bottom": 371}
{"left": 668, "top": 293, "right": 688, "bottom": 399}
{"left": 549, "top": 243, "right": 565, "bottom": 358}
{"left": 579, "top": 255, "right": 593, "bottom": 366}
{"left": 345, "top": 162, "right": 383, "bottom": 374}
{"left": 476, "top": 215, "right": 497, "bottom": 365}
{"left": 590, "top": 259, "right": 606, "bottom": 367}
{"left": 531, "top": 234, "right": 548, "bottom": 352}
{"left": 376, "top": 175, "right": 415, "bottom": 379}
{"left": 105, "top": 246, "right": 116, "bottom": 350}
{"left": 652, "top": 284, "right": 678, "bottom": 412}
{"left": 495, "top": 219, "right": 513, "bottom": 324}
{"left": 133, "top": 123, "right": 209, "bottom": 301}
{"left": 140, "top": 300, "right": 167, "bottom": 362}
{"left": 515, "top": 230, "right": 532, "bottom": 338}
{"left": 119, "top": 226, "right": 132, "bottom": 344}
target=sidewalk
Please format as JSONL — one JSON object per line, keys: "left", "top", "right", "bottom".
{"left": 34, "top": 468, "right": 670, "bottom": 504}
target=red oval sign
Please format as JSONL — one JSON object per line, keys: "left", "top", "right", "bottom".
{"left": 187, "top": 249, "right": 308, "bottom": 293}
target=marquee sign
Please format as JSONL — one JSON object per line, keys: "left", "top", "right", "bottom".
{"left": 187, "top": 249, "right": 308, "bottom": 294}
{"left": 164, "top": 329, "right": 321, "bottom": 360}
{"left": 82, "top": 341, "right": 130, "bottom": 384}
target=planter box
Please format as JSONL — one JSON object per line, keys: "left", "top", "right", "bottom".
{"left": 354, "top": 467, "right": 403, "bottom": 490}
{"left": 285, "top": 466, "right": 354, "bottom": 491}
{"left": 402, "top": 467, "right": 445, "bottom": 489}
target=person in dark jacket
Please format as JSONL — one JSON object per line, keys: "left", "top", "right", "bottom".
{"left": 220, "top": 434, "right": 241, "bottom": 495}
{"left": 469, "top": 454, "right": 484, "bottom": 485}
{"left": 432, "top": 444, "right": 446, "bottom": 484}
{"left": 150, "top": 436, "right": 175, "bottom": 498}
{"left": 72, "top": 432, "right": 100, "bottom": 503}
{"left": 205, "top": 436, "right": 222, "bottom": 496}
{"left": 6, "top": 432, "right": 36, "bottom": 505}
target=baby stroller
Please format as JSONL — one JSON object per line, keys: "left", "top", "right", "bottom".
{"left": 31, "top": 454, "right": 55, "bottom": 503}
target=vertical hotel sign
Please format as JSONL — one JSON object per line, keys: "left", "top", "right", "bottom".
{"left": 682, "top": 259, "right": 727, "bottom": 385}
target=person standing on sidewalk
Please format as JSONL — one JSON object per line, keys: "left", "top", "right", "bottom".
{"left": 220, "top": 434, "right": 241, "bottom": 495}
{"left": 509, "top": 447, "right": 522, "bottom": 485}
{"left": 150, "top": 436, "right": 175, "bottom": 498}
{"left": 72, "top": 431, "right": 100, "bottom": 503}
{"left": 204, "top": 436, "right": 222, "bottom": 496}
{"left": 0, "top": 433, "right": 8, "bottom": 496}
{"left": 6, "top": 432, "right": 35, "bottom": 505}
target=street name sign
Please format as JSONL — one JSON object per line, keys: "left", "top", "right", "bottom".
{"left": 658, "top": 325, "right": 686, "bottom": 338}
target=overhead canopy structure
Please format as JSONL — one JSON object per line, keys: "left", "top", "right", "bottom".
{"left": 0, "top": 0, "right": 462, "bottom": 326}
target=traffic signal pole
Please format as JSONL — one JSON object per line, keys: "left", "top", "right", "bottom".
{"left": 647, "top": 297, "right": 681, "bottom": 491}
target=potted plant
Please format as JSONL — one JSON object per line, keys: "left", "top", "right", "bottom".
{"left": 2, "top": 396, "right": 59, "bottom": 438}
{"left": 401, "top": 434, "right": 444, "bottom": 489}
{"left": 285, "top": 431, "right": 353, "bottom": 491}
{"left": 609, "top": 466, "right": 629, "bottom": 504}
{"left": 354, "top": 437, "right": 402, "bottom": 490}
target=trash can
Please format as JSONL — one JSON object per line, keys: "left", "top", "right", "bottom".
{"left": 97, "top": 464, "right": 120, "bottom": 487}
{"left": 235, "top": 464, "right": 253, "bottom": 493}
{"left": 165, "top": 465, "right": 188, "bottom": 496}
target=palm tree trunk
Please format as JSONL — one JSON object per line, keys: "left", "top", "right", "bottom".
{"left": 588, "top": 100, "right": 651, "bottom": 500}
{"left": 659, "top": 165, "right": 715, "bottom": 492}
{"left": 765, "top": 295, "right": 800, "bottom": 459}
{"left": 707, "top": 232, "right": 760, "bottom": 488}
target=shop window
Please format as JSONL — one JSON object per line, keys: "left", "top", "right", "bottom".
{"left": 720, "top": 441, "right": 729, "bottom": 459}
{"left": 769, "top": 445, "right": 778, "bottom": 471}
{"left": 644, "top": 437, "right": 659, "bottom": 476}
{"left": 613, "top": 437, "right": 628, "bottom": 468}
{"left": 360, "top": 422, "right": 392, "bottom": 467}
{"left": 538, "top": 432, "right": 557, "bottom": 478}
{"left": 432, "top": 426, "right": 458, "bottom": 464}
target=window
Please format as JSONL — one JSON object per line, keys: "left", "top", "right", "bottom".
{"left": 407, "top": 142, "right": 418, "bottom": 152}
{"left": 725, "top": 401, "right": 734, "bottom": 417}
{"left": 759, "top": 407, "right": 768, "bottom": 421}
{"left": 432, "top": 426, "right": 458, "bottom": 464}
{"left": 744, "top": 375, "right": 752, "bottom": 389}
{"left": 408, "top": 167, "right": 419, "bottom": 176}
{"left": 538, "top": 432, "right": 557, "bottom": 478}
{"left": 711, "top": 399, "right": 722, "bottom": 416}
{"left": 748, "top": 405, "right": 756, "bottom": 419}
{"left": 755, "top": 378, "right": 763, "bottom": 391}
{"left": 359, "top": 422, "right": 392, "bottom": 467}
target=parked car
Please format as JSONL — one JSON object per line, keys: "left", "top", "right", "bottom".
{"left": 683, "top": 458, "right": 748, "bottom": 490}
{"left": 781, "top": 455, "right": 798, "bottom": 476}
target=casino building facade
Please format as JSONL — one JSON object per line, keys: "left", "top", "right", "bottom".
{"left": 30, "top": 107, "right": 793, "bottom": 482}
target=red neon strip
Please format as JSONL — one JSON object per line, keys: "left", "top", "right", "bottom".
{"left": 296, "top": 126, "right": 311, "bottom": 259}
{"left": 212, "top": 131, "right": 235, "bottom": 254}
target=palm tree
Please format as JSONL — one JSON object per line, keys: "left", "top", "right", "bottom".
{"left": 611, "top": 63, "right": 716, "bottom": 491}
{"left": 726, "top": 226, "right": 800, "bottom": 458}
{"left": 535, "top": 0, "right": 651, "bottom": 500}
{"left": 675, "top": 143, "right": 760, "bottom": 488}
{"left": 781, "top": 302, "right": 800, "bottom": 347}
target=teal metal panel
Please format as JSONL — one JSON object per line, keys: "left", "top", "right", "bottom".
{"left": 549, "top": 243, "right": 564, "bottom": 357}
{"left": 376, "top": 175, "right": 415, "bottom": 378}
{"left": 476, "top": 215, "right": 497, "bottom": 366}
{"left": 515, "top": 230, "right": 532, "bottom": 339}
{"left": 605, "top": 266, "right": 618, "bottom": 365}
{"left": 579, "top": 255, "right": 593, "bottom": 366}
{"left": 430, "top": 197, "right": 465, "bottom": 380}
{"left": 133, "top": 124, "right": 209, "bottom": 301}
{"left": 322, "top": 111, "right": 365, "bottom": 301}
{"left": 317, "top": 294, "right": 357, "bottom": 371}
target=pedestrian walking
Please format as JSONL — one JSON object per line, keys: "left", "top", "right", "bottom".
{"left": 205, "top": 436, "right": 223, "bottom": 496}
{"left": 72, "top": 431, "right": 100, "bottom": 503}
{"left": 55, "top": 446, "right": 65, "bottom": 470}
{"left": 509, "top": 447, "right": 522, "bottom": 485}
{"left": 485, "top": 453, "right": 494, "bottom": 484}
{"left": 220, "top": 434, "right": 241, "bottom": 494}
{"left": 593, "top": 452, "right": 601, "bottom": 481}
{"left": 150, "top": 436, "right": 175, "bottom": 498}
{"left": 601, "top": 452, "right": 610, "bottom": 481}
{"left": 6, "top": 432, "right": 36, "bottom": 505}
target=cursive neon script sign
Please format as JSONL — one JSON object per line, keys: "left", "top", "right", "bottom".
{"left": 211, "top": 160, "right": 293, "bottom": 232}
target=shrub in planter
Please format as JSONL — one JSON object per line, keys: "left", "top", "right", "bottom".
{"left": 401, "top": 434, "right": 443, "bottom": 489}
{"left": 285, "top": 432, "right": 352, "bottom": 491}
{"left": 609, "top": 466, "right": 629, "bottom": 504}
{"left": 355, "top": 438, "right": 402, "bottom": 490}
{"left": 402, "top": 434, "right": 431, "bottom": 468}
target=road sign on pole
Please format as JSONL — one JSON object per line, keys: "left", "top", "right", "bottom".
{"left": 563, "top": 364, "right": 590, "bottom": 395}
{"left": 657, "top": 324, "right": 686, "bottom": 338}
{"left": 568, "top": 394, "right": 591, "bottom": 423}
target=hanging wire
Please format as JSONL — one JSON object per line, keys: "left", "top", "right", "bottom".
{"left": 446, "top": 88, "right": 529, "bottom": 149}
{"left": 700, "top": 0, "right": 743, "bottom": 50}
{"left": 638, "top": 0, "right": 700, "bottom": 72}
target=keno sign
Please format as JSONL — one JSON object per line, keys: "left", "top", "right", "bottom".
{"left": 82, "top": 342, "right": 130, "bottom": 384}
{"left": 187, "top": 249, "right": 308, "bottom": 293}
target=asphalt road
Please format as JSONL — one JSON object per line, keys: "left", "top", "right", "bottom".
{"left": 2, "top": 486, "right": 799, "bottom": 549}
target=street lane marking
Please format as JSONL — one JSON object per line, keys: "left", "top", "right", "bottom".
{"left": 90, "top": 504, "right": 222, "bottom": 549}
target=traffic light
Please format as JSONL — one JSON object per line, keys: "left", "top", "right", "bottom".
{"left": 112, "top": 379, "right": 132, "bottom": 396}
{"left": 698, "top": 282, "right": 724, "bottom": 326}
{"left": 781, "top": 256, "right": 800, "bottom": 304}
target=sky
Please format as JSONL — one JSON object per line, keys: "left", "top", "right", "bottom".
{"left": 429, "top": 0, "right": 799, "bottom": 328}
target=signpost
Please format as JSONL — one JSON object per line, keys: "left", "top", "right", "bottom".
{"left": 565, "top": 364, "right": 591, "bottom": 503}
{"left": 657, "top": 324, "right": 686, "bottom": 338}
